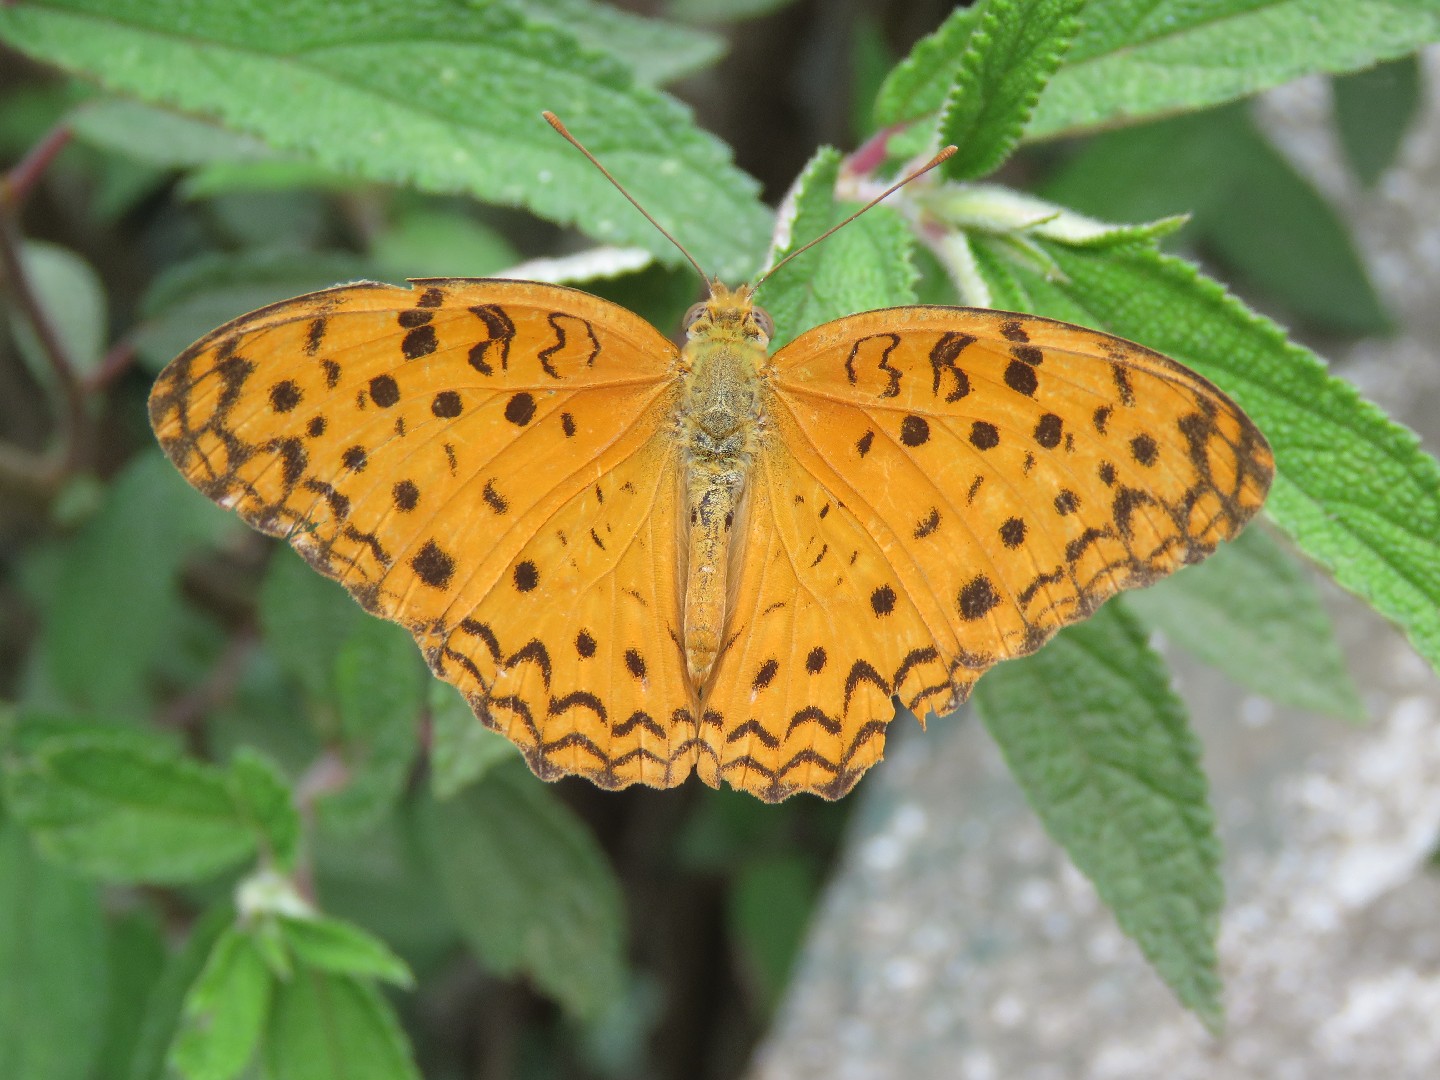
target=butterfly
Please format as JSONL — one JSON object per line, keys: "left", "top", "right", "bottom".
{"left": 149, "top": 119, "right": 1273, "bottom": 802}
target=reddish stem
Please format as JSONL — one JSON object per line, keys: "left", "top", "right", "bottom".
{"left": 2, "top": 124, "right": 72, "bottom": 207}
{"left": 0, "top": 123, "right": 93, "bottom": 490}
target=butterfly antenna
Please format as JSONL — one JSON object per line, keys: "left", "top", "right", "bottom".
{"left": 754, "top": 145, "right": 957, "bottom": 290}
{"left": 543, "top": 111, "right": 711, "bottom": 287}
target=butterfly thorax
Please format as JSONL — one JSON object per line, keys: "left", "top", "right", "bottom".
{"left": 678, "top": 282, "right": 771, "bottom": 690}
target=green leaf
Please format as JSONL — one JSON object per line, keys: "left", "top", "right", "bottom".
{"left": 319, "top": 619, "right": 424, "bottom": 833}
{"left": 276, "top": 914, "right": 414, "bottom": 988}
{"left": 263, "top": 971, "right": 419, "bottom": 1080}
{"left": 204, "top": 648, "right": 320, "bottom": 779}
{"left": 227, "top": 749, "right": 301, "bottom": 872}
{"left": 522, "top": 0, "right": 725, "bottom": 86}
{"left": 421, "top": 763, "right": 627, "bottom": 1021}
{"left": 1190, "top": 108, "right": 1390, "bottom": 335}
{"left": 1039, "top": 100, "right": 1387, "bottom": 333}
{"left": 850, "top": 12, "right": 892, "bottom": 141}
{"left": 428, "top": 682, "right": 518, "bottom": 800}
{"left": 728, "top": 856, "right": 817, "bottom": 1012}
{"left": 1334, "top": 55, "right": 1421, "bottom": 186}
{"left": 1126, "top": 527, "right": 1365, "bottom": 721}
{"left": 124, "top": 904, "right": 234, "bottom": 1080}
{"left": 42, "top": 452, "right": 237, "bottom": 714}
{"left": 179, "top": 157, "right": 358, "bottom": 199}
{"left": 370, "top": 207, "right": 519, "bottom": 282}
{"left": 938, "top": 0, "right": 1084, "bottom": 181}
{"left": 3, "top": 711, "right": 182, "bottom": 759}
{"left": 873, "top": 6, "right": 980, "bottom": 127}
{"left": 0, "top": 0, "right": 769, "bottom": 280}
{"left": 9, "top": 240, "right": 107, "bottom": 381}
{"left": 668, "top": 0, "right": 799, "bottom": 21}
{"left": 94, "top": 911, "right": 167, "bottom": 1080}
{"left": 1005, "top": 240, "right": 1440, "bottom": 682}
{"left": 0, "top": 818, "right": 107, "bottom": 1080}
{"left": 1038, "top": 110, "right": 1240, "bottom": 227}
{"left": 312, "top": 811, "right": 458, "bottom": 973}
{"left": 134, "top": 250, "right": 372, "bottom": 374}
{"left": 975, "top": 603, "right": 1223, "bottom": 1027}
{"left": 258, "top": 547, "right": 368, "bottom": 705}
{"left": 204, "top": 188, "right": 331, "bottom": 250}
{"left": 168, "top": 925, "right": 272, "bottom": 1080}
{"left": 1028, "top": 0, "right": 1440, "bottom": 140}
{"left": 6, "top": 733, "right": 257, "bottom": 883}
{"left": 68, "top": 97, "right": 273, "bottom": 167}
{"left": 757, "top": 147, "right": 917, "bottom": 348}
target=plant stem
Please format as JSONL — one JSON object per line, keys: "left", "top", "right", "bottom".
{"left": 0, "top": 124, "right": 93, "bottom": 493}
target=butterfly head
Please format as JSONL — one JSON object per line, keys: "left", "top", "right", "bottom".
{"left": 683, "top": 280, "right": 774, "bottom": 347}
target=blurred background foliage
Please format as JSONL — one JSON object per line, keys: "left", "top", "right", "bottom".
{"left": 0, "top": 0, "right": 1436, "bottom": 1078}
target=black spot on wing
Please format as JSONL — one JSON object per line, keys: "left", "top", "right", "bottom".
{"left": 402, "top": 325, "right": 438, "bottom": 360}
{"left": 1112, "top": 363, "right": 1137, "bottom": 406}
{"left": 411, "top": 540, "right": 455, "bottom": 590}
{"left": 957, "top": 575, "right": 1001, "bottom": 621}
{"left": 513, "top": 560, "right": 539, "bottom": 592}
{"left": 505, "top": 392, "right": 536, "bottom": 426}
{"left": 483, "top": 479, "right": 508, "bottom": 514}
{"left": 913, "top": 508, "right": 940, "bottom": 539}
{"left": 304, "top": 318, "right": 327, "bottom": 355}
{"left": 752, "top": 658, "right": 779, "bottom": 692}
{"left": 1130, "top": 433, "right": 1159, "bottom": 465}
{"left": 269, "top": 380, "right": 301, "bottom": 413}
{"left": 392, "top": 479, "right": 419, "bottom": 511}
{"left": 1033, "top": 413, "right": 1062, "bottom": 449}
{"left": 369, "top": 375, "right": 400, "bottom": 408}
{"left": 970, "top": 421, "right": 999, "bottom": 450}
{"left": 432, "top": 391, "right": 462, "bottom": 418}
{"left": 899, "top": 415, "right": 930, "bottom": 447}
{"left": 1004, "top": 360, "right": 1038, "bottom": 396}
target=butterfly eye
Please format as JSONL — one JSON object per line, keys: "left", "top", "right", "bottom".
{"left": 751, "top": 306, "right": 775, "bottom": 340}
{"left": 683, "top": 302, "right": 708, "bottom": 330}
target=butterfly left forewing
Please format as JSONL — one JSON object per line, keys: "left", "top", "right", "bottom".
{"left": 764, "top": 306, "right": 1272, "bottom": 709}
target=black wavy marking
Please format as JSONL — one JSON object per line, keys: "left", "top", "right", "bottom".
{"left": 843, "top": 333, "right": 903, "bottom": 397}
{"left": 615, "top": 710, "right": 667, "bottom": 740}
{"left": 726, "top": 719, "right": 780, "bottom": 749}
{"left": 537, "top": 312, "right": 601, "bottom": 378}
{"left": 717, "top": 715, "right": 893, "bottom": 802}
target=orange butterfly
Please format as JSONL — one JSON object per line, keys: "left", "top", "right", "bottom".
{"left": 150, "top": 117, "right": 1272, "bottom": 801}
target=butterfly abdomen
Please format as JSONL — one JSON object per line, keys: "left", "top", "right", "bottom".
{"left": 679, "top": 318, "right": 765, "bottom": 689}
